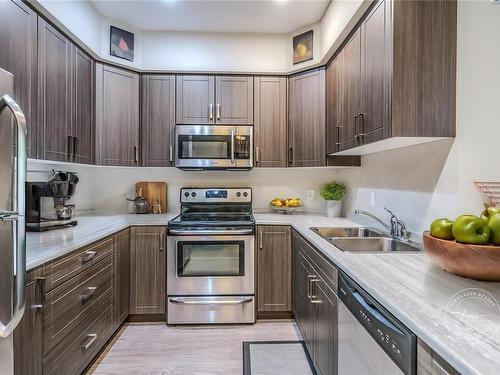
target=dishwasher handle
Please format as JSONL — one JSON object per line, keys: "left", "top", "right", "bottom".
{"left": 339, "top": 272, "right": 416, "bottom": 375}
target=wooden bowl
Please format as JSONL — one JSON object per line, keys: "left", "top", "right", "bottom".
{"left": 423, "top": 232, "right": 500, "bottom": 281}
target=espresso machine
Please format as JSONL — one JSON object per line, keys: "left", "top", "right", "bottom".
{"left": 26, "top": 171, "right": 79, "bottom": 231}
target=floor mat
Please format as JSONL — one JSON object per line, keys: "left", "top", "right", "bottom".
{"left": 243, "top": 341, "right": 316, "bottom": 375}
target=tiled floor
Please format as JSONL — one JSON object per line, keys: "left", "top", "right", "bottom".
{"left": 88, "top": 321, "right": 301, "bottom": 375}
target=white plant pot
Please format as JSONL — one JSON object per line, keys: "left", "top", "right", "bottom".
{"left": 326, "top": 200, "right": 342, "bottom": 218}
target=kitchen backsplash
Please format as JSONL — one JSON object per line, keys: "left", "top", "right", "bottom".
{"left": 27, "top": 160, "right": 338, "bottom": 215}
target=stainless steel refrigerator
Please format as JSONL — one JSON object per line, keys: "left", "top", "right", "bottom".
{"left": 0, "top": 68, "right": 28, "bottom": 375}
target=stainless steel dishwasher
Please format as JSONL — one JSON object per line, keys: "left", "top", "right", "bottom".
{"left": 338, "top": 272, "right": 416, "bottom": 375}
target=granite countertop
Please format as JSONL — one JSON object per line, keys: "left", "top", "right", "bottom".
{"left": 26, "top": 213, "right": 500, "bottom": 375}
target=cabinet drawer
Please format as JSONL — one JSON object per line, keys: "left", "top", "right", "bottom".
{"left": 43, "top": 256, "right": 112, "bottom": 355}
{"left": 297, "top": 233, "right": 338, "bottom": 293}
{"left": 43, "top": 299, "right": 112, "bottom": 375}
{"left": 43, "top": 236, "right": 114, "bottom": 292}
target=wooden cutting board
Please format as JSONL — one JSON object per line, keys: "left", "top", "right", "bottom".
{"left": 135, "top": 182, "right": 167, "bottom": 213}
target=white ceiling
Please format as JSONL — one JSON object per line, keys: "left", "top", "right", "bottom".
{"left": 90, "top": 0, "right": 330, "bottom": 34}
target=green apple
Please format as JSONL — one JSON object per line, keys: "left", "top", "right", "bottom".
{"left": 481, "top": 207, "right": 500, "bottom": 223}
{"left": 488, "top": 213, "right": 500, "bottom": 245}
{"left": 452, "top": 215, "right": 491, "bottom": 245}
{"left": 430, "top": 218, "right": 454, "bottom": 240}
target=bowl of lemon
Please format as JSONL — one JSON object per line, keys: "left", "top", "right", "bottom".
{"left": 270, "top": 198, "right": 303, "bottom": 214}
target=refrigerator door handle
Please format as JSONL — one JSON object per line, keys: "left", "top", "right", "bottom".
{"left": 0, "top": 94, "right": 27, "bottom": 338}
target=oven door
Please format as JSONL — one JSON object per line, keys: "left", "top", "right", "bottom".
{"left": 175, "top": 125, "right": 253, "bottom": 169}
{"left": 167, "top": 234, "right": 254, "bottom": 295}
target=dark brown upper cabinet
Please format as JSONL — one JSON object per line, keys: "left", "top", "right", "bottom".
{"left": 288, "top": 68, "right": 326, "bottom": 167}
{"left": 141, "top": 75, "right": 176, "bottom": 167}
{"left": 327, "top": 0, "right": 456, "bottom": 155}
{"left": 37, "top": 19, "right": 73, "bottom": 162}
{"left": 176, "top": 75, "right": 215, "bottom": 125}
{"left": 95, "top": 63, "right": 140, "bottom": 166}
{"left": 214, "top": 75, "right": 253, "bottom": 125}
{"left": 176, "top": 74, "right": 253, "bottom": 125}
{"left": 72, "top": 48, "right": 94, "bottom": 164}
{"left": 37, "top": 18, "right": 94, "bottom": 163}
{"left": 254, "top": 76, "right": 287, "bottom": 167}
{"left": 257, "top": 225, "right": 291, "bottom": 315}
{"left": 0, "top": 0, "right": 38, "bottom": 159}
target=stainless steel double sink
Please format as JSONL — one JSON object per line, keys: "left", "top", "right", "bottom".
{"left": 309, "top": 227, "right": 421, "bottom": 253}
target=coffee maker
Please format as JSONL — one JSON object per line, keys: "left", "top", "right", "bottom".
{"left": 26, "top": 171, "right": 79, "bottom": 231}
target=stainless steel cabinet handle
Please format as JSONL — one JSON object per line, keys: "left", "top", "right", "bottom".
{"left": 81, "top": 287, "right": 97, "bottom": 303}
{"left": 209, "top": 103, "right": 213, "bottom": 120}
{"left": 255, "top": 146, "right": 260, "bottom": 164}
{"left": 67, "top": 135, "right": 73, "bottom": 160}
{"left": 307, "top": 275, "right": 316, "bottom": 299}
{"left": 309, "top": 277, "right": 320, "bottom": 300}
{"left": 81, "top": 250, "right": 97, "bottom": 264}
{"left": 216, "top": 103, "right": 221, "bottom": 120}
{"left": 0, "top": 210, "right": 20, "bottom": 221}
{"left": 358, "top": 113, "right": 365, "bottom": 137}
{"left": 134, "top": 146, "right": 139, "bottom": 164}
{"left": 354, "top": 115, "right": 359, "bottom": 140}
{"left": 159, "top": 231, "right": 165, "bottom": 252}
{"left": 82, "top": 334, "right": 98, "bottom": 351}
{"left": 230, "top": 129, "right": 235, "bottom": 164}
{"left": 259, "top": 230, "right": 263, "bottom": 250}
{"left": 73, "top": 136, "right": 78, "bottom": 161}
{"left": 335, "top": 125, "right": 342, "bottom": 149}
{"left": 311, "top": 299, "right": 323, "bottom": 304}
{"left": 169, "top": 297, "right": 253, "bottom": 305}
{"left": 169, "top": 146, "right": 173, "bottom": 163}
{"left": 0, "top": 94, "right": 27, "bottom": 338}
{"left": 33, "top": 277, "right": 46, "bottom": 310}
{"left": 288, "top": 147, "right": 293, "bottom": 165}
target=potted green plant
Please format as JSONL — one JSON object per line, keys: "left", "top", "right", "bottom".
{"left": 320, "top": 181, "right": 347, "bottom": 218}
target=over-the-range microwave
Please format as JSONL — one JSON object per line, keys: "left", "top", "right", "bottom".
{"left": 175, "top": 125, "right": 253, "bottom": 170}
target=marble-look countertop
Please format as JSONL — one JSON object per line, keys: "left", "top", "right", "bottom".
{"left": 26, "top": 213, "right": 500, "bottom": 375}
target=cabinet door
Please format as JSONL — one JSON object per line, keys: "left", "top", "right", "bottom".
{"left": 114, "top": 229, "right": 130, "bottom": 327}
{"left": 288, "top": 68, "right": 326, "bottom": 167}
{"left": 176, "top": 75, "right": 215, "bottom": 124}
{"left": 257, "top": 225, "right": 291, "bottom": 313}
{"left": 95, "top": 63, "right": 140, "bottom": 166}
{"left": 326, "top": 54, "right": 343, "bottom": 154}
{"left": 341, "top": 29, "right": 362, "bottom": 151}
{"left": 215, "top": 75, "right": 253, "bottom": 125}
{"left": 37, "top": 19, "right": 73, "bottom": 162}
{"left": 312, "top": 281, "right": 338, "bottom": 375}
{"left": 254, "top": 76, "right": 287, "bottom": 167}
{"left": 129, "top": 226, "right": 166, "bottom": 315}
{"left": 360, "top": 0, "right": 390, "bottom": 145}
{"left": 14, "top": 276, "right": 43, "bottom": 375}
{"left": 73, "top": 47, "right": 94, "bottom": 164}
{"left": 297, "top": 252, "right": 315, "bottom": 357}
{"left": 141, "top": 75, "right": 176, "bottom": 167}
{"left": 0, "top": 0, "right": 38, "bottom": 158}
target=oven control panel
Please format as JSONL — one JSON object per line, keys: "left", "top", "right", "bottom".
{"left": 180, "top": 188, "right": 252, "bottom": 203}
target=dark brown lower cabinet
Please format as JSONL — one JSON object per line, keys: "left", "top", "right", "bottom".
{"left": 14, "top": 271, "right": 44, "bottom": 375}
{"left": 113, "top": 228, "right": 130, "bottom": 328}
{"left": 292, "top": 230, "right": 338, "bottom": 375}
{"left": 256, "top": 225, "right": 291, "bottom": 317}
{"left": 129, "top": 226, "right": 166, "bottom": 315}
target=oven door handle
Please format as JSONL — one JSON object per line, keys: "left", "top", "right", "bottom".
{"left": 168, "top": 228, "right": 254, "bottom": 235}
{"left": 230, "top": 129, "right": 235, "bottom": 164}
{"left": 169, "top": 297, "right": 253, "bottom": 305}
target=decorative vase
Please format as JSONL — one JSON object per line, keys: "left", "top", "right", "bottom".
{"left": 326, "top": 200, "right": 342, "bottom": 218}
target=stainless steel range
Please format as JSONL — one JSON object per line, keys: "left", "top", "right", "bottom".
{"left": 167, "top": 188, "right": 255, "bottom": 324}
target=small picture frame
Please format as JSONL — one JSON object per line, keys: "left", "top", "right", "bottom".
{"left": 293, "top": 30, "right": 313, "bottom": 65}
{"left": 110, "top": 26, "right": 134, "bottom": 62}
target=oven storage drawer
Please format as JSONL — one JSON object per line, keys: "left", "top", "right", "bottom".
{"left": 167, "top": 296, "right": 255, "bottom": 324}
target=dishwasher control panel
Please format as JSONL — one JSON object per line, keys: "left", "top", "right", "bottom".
{"left": 339, "top": 272, "right": 417, "bottom": 374}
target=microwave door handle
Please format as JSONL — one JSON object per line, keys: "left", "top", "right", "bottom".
{"left": 0, "top": 94, "right": 27, "bottom": 338}
{"left": 230, "top": 129, "right": 235, "bottom": 164}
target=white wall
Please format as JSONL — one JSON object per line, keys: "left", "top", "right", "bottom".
{"left": 27, "top": 160, "right": 343, "bottom": 215}
{"left": 336, "top": 1, "right": 500, "bottom": 237}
